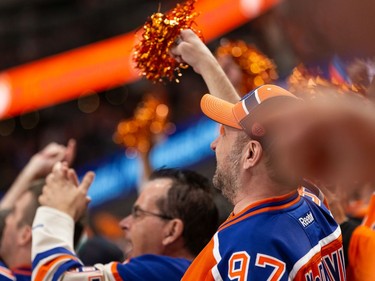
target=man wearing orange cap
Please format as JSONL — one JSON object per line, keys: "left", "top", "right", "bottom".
{"left": 171, "top": 30, "right": 346, "bottom": 280}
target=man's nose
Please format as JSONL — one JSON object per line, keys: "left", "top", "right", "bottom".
{"left": 119, "top": 215, "right": 132, "bottom": 231}
{"left": 210, "top": 137, "right": 218, "bottom": 151}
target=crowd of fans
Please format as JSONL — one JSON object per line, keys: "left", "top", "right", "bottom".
{"left": 1, "top": 5, "right": 375, "bottom": 280}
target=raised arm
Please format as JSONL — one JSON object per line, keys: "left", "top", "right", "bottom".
{"left": 0, "top": 139, "right": 76, "bottom": 210}
{"left": 32, "top": 162, "right": 100, "bottom": 281}
{"left": 170, "top": 29, "right": 240, "bottom": 103}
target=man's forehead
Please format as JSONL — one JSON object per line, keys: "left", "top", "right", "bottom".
{"left": 144, "top": 178, "right": 173, "bottom": 190}
{"left": 137, "top": 178, "right": 173, "bottom": 204}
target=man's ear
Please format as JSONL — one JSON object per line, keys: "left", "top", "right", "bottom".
{"left": 18, "top": 224, "right": 32, "bottom": 246}
{"left": 162, "top": 219, "right": 184, "bottom": 246}
{"left": 243, "top": 140, "right": 263, "bottom": 169}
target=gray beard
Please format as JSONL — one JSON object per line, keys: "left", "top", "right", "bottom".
{"left": 213, "top": 165, "right": 238, "bottom": 205}
{"left": 213, "top": 132, "right": 246, "bottom": 205}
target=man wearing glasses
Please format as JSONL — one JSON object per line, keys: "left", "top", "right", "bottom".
{"left": 31, "top": 164, "right": 218, "bottom": 281}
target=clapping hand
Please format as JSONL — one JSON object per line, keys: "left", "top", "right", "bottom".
{"left": 40, "top": 162, "right": 95, "bottom": 221}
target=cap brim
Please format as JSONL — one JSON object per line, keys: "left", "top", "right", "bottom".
{"left": 200, "top": 94, "right": 242, "bottom": 129}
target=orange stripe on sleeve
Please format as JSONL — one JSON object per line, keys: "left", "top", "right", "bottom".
{"left": 110, "top": 263, "right": 122, "bottom": 281}
{"left": 34, "top": 255, "right": 77, "bottom": 281}
{"left": 0, "top": 268, "right": 15, "bottom": 280}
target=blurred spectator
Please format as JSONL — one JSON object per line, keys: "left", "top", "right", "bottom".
{"left": 0, "top": 140, "right": 84, "bottom": 281}
{"left": 77, "top": 210, "right": 125, "bottom": 265}
{"left": 321, "top": 184, "right": 375, "bottom": 280}
{"left": 0, "top": 180, "right": 43, "bottom": 281}
{"left": 78, "top": 236, "right": 124, "bottom": 265}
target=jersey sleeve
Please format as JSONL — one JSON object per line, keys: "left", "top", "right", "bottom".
{"left": 0, "top": 263, "right": 16, "bottom": 281}
{"left": 117, "top": 255, "right": 190, "bottom": 281}
{"left": 31, "top": 206, "right": 121, "bottom": 281}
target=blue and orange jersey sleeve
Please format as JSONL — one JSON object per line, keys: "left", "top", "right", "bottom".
{"left": 31, "top": 207, "right": 120, "bottom": 281}
{"left": 0, "top": 262, "right": 16, "bottom": 281}
{"left": 116, "top": 255, "right": 190, "bottom": 280}
{"left": 32, "top": 247, "right": 82, "bottom": 281}
{"left": 12, "top": 266, "right": 32, "bottom": 281}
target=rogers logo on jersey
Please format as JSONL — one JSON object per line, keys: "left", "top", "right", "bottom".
{"left": 299, "top": 212, "right": 314, "bottom": 227}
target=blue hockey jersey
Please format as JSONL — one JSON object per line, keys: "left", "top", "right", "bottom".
{"left": 182, "top": 189, "right": 345, "bottom": 280}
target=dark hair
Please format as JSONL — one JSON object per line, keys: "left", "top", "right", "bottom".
{"left": 150, "top": 168, "right": 219, "bottom": 256}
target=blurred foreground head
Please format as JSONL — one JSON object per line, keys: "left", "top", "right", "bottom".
{"left": 202, "top": 84, "right": 375, "bottom": 195}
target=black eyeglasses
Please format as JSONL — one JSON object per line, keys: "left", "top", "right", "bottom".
{"left": 131, "top": 205, "right": 173, "bottom": 220}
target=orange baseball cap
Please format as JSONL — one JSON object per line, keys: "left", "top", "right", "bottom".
{"left": 200, "top": 84, "right": 299, "bottom": 137}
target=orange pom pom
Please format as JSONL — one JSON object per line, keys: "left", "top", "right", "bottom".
{"left": 133, "top": 0, "right": 201, "bottom": 83}
{"left": 114, "top": 95, "right": 174, "bottom": 154}
{"left": 216, "top": 40, "right": 278, "bottom": 95}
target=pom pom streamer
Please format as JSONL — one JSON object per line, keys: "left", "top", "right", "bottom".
{"left": 133, "top": 0, "right": 201, "bottom": 83}
{"left": 216, "top": 39, "right": 278, "bottom": 94}
{"left": 287, "top": 64, "right": 364, "bottom": 99}
{"left": 114, "top": 95, "right": 174, "bottom": 154}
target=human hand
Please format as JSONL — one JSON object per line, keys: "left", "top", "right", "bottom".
{"left": 40, "top": 162, "right": 95, "bottom": 221}
{"left": 170, "top": 29, "right": 217, "bottom": 75}
{"left": 26, "top": 139, "right": 76, "bottom": 179}
{"left": 170, "top": 29, "right": 240, "bottom": 103}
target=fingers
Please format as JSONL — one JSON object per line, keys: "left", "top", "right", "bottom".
{"left": 68, "top": 169, "right": 80, "bottom": 187}
{"left": 39, "top": 183, "right": 54, "bottom": 206}
{"left": 64, "top": 139, "right": 76, "bottom": 165}
{"left": 52, "top": 161, "right": 62, "bottom": 173}
{"left": 52, "top": 161, "right": 69, "bottom": 179}
{"left": 170, "top": 43, "right": 190, "bottom": 64}
{"left": 40, "top": 142, "right": 61, "bottom": 156}
{"left": 170, "top": 29, "right": 197, "bottom": 58}
{"left": 41, "top": 143, "right": 66, "bottom": 161}
{"left": 169, "top": 45, "right": 182, "bottom": 58}
{"left": 39, "top": 140, "right": 76, "bottom": 167}
{"left": 41, "top": 168, "right": 93, "bottom": 220}
{"left": 79, "top": 171, "right": 95, "bottom": 194}
{"left": 179, "top": 29, "right": 197, "bottom": 41}
{"left": 174, "top": 55, "right": 184, "bottom": 64}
